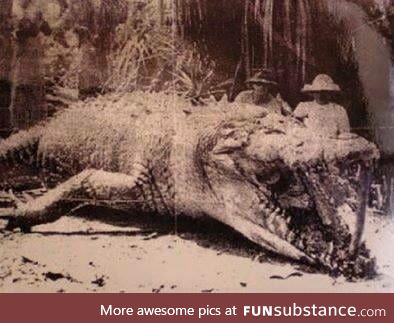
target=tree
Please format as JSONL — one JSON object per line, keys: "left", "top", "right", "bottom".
{"left": 0, "top": 0, "right": 14, "bottom": 136}
{"left": 11, "top": 0, "right": 51, "bottom": 130}
{"left": 65, "top": 0, "right": 128, "bottom": 98}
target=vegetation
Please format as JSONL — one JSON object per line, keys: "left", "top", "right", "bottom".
{"left": 0, "top": 1, "right": 392, "bottom": 131}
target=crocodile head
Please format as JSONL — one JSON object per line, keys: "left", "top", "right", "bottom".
{"left": 206, "top": 113, "right": 379, "bottom": 279}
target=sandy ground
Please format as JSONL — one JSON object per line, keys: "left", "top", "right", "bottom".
{"left": 0, "top": 210, "right": 393, "bottom": 293}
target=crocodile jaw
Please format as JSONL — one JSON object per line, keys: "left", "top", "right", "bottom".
{"left": 207, "top": 116, "right": 379, "bottom": 278}
{"left": 222, "top": 210, "right": 314, "bottom": 263}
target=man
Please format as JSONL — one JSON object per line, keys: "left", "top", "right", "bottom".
{"left": 235, "top": 68, "right": 292, "bottom": 116}
{"left": 294, "top": 74, "right": 350, "bottom": 137}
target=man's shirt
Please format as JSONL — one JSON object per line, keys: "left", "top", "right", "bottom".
{"left": 294, "top": 101, "right": 350, "bottom": 137}
{"left": 235, "top": 90, "right": 292, "bottom": 115}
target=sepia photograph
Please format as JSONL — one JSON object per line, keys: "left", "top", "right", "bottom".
{"left": 0, "top": 0, "right": 393, "bottom": 293}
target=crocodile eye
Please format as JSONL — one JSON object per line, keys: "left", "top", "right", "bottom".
{"left": 342, "top": 161, "right": 362, "bottom": 180}
{"left": 350, "top": 163, "right": 361, "bottom": 176}
{"left": 256, "top": 171, "right": 281, "bottom": 185}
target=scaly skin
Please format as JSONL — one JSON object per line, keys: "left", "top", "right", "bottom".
{"left": 0, "top": 92, "right": 380, "bottom": 279}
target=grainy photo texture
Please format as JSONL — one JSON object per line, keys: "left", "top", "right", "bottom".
{"left": 0, "top": 0, "right": 393, "bottom": 292}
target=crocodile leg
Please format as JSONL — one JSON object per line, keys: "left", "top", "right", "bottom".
{"left": 3, "top": 168, "right": 148, "bottom": 232}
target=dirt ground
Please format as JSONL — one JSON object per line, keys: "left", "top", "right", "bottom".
{"left": 0, "top": 210, "right": 393, "bottom": 293}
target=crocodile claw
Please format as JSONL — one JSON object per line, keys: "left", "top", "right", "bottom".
{"left": 0, "top": 208, "right": 32, "bottom": 233}
{"left": 4, "top": 217, "right": 32, "bottom": 233}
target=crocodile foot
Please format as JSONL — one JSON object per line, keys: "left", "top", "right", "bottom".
{"left": 4, "top": 217, "right": 32, "bottom": 233}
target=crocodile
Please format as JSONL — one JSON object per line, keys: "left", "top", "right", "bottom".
{"left": 0, "top": 92, "right": 380, "bottom": 279}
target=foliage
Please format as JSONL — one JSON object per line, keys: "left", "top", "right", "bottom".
{"left": 348, "top": 0, "right": 393, "bottom": 43}
{"left": 104, "top": 0, "right": 174, "bottom": 93}
{"left": 103, "top": 0, "right": 216, "bottom": 103}
{"left": 170, "top": 45, "right": 216, "bottom": 101}
{"left": 41, "top": 31, "right": 80, "bottom": 90}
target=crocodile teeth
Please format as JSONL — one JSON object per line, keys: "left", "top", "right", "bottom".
{"left": 136, "top": 179, "right": 144, "bottom": 186}
{"left": 258, "top": 203, "right": 269, "bottom": 213}
{"left": 275, "top": 217, "right": 289, "bottom": 238}
{"left": 273, "top": 207, "right": 281, "bottom": 215}
{"left": 285, "top": 231, "right": 296, "bottom": 243}
{"left": 265, "top": 213, "right": 276, "bottom": 233}
{"left": 323, "top": 250, "right": 332, "bottom": 266}
{"left": 296, "top": 238, "right": 306, "bottom": 250}
{"left": 327, "top": 241, "right": 334, "bottom": 254}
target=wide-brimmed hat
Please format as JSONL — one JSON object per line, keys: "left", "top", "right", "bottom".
{"left": 246, "top": 69, "right": 278, "bottom": 86}
{"left": 302, "top": 74, "right": 341, "bottom": 93}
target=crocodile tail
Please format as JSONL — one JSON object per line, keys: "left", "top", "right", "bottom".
{"left": 0, "top": 124, "right": 44, "bottom": 168}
